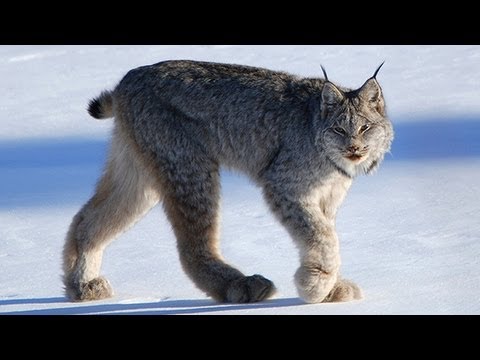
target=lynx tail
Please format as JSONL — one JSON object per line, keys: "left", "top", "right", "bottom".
{"left": 88, "top": 90, "right": 114, "bottom": 119}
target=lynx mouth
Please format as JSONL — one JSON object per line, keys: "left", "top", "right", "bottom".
{"left": 345, "top": 154, "right": 365, "bottom": 162}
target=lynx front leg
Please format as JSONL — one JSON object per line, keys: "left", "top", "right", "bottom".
{"left": 263, "top": 181, "right": 359, "bottom": 303}
{"left": 161, "top": 158, "right": 275, "bottom": 303}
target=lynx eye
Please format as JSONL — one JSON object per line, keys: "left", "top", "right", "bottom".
{"left": 333, "top": 126, "right": 346, "bottom": 136}
{"left": 360, "top": 124, "right": 370, "bottom": 133}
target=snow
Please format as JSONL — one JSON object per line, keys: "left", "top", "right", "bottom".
{"left": 1, "top": 45, "right": 479, "bottom": 314}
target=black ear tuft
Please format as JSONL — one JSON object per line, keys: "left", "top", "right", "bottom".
{"left": 320, "top": 65, "right": 329, "bottom": 82}
{"left": 372, "top": 61, "right": 385, "bottom": 79}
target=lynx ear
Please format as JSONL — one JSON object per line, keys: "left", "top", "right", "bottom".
{"left": 358, "top": 78, "right": 382, "bottom": 102}
{"left": 321, "top": 82, "right": 344, "bottom": 117}
{"left": 357, "top": 78, "right": 385, "bottom": 114}
{"left": 358, "top": 62, "right": 385, "bottom": 104}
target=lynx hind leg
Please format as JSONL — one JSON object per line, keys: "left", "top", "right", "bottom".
{"left": 161, "top": 157, "right": 275, "bottom": 303}
{"left": 63, "top": 125, "right": 161, "bottom": 301}
{"left": 323, "top": 278, "right": 363, "bottom": 303}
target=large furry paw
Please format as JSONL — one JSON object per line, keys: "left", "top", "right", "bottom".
{"left": 323, "top": 278, "right": 363, "bottom": 303}
{"left": 294, "top": 265, "right": 338, "bottom": 303}
{"left": 225, "top": 274, "right": 276, "bottom": 303}
{"left": 65, "top": 276, "right": 114, "bottom": 302}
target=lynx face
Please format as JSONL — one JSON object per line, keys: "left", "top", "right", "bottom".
{"left": 319, "top": 77, "right": 394, "bottom": 177}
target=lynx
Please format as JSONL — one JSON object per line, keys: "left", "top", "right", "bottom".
{"left": 63, "top": 60, "right": 393, "bottom": 303}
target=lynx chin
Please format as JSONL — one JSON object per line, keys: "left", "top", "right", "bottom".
{"left": 63, "top": 60, "right": 393, "bottom": 303}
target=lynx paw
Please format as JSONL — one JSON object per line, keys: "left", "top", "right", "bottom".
{"left": 294, "top": 265, "right": 338, "bottom": 303}
{"left": 65, "top": 276, "right": 114, "bottom": 302}
{"left": 225, "top": 274, "right": 276, "bottom": 303}
{"left": 323, "top": 278, "right": 363, "bottom": 303}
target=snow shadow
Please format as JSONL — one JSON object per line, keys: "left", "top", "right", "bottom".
{"left": 389, "top": 116, "right": 480, "bottom": 161}
{"left": 0, "top": 137, "right": 108, "bottom": 208}
{"left": 0, "top": 297, "right": 66, "bottom": 306}
{"left": 1, "top": 116, "right": 479, "bottom": 209}
{"left": 0, "top": 297, "right": 305, "bottom": 315}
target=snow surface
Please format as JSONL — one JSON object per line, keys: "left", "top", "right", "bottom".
{"left": 1, "top": 45, "right": 479, "bottom": 315}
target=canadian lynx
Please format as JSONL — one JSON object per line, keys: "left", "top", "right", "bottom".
{"left": 63, "top": 60, "right": 393, "bottom": 303}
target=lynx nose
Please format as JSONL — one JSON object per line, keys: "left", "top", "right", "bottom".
{"left": 347, "top": 145, "right": 360, "bottom": 153}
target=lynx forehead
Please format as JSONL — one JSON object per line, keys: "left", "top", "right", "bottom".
{"left": 63, "top": 60, "right": 393, "bottom": 304}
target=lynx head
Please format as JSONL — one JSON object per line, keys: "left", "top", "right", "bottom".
{"left": 318, "top": 63, "right": 394, "bottom": 178}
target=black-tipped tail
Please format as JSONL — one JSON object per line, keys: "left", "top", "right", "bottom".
{"left": 87, "top": 90, "right": 114, "bottom": 119}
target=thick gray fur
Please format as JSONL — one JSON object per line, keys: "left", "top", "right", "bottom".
{"left": 63, "top": 60, "right": 393, "bottom": 303}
